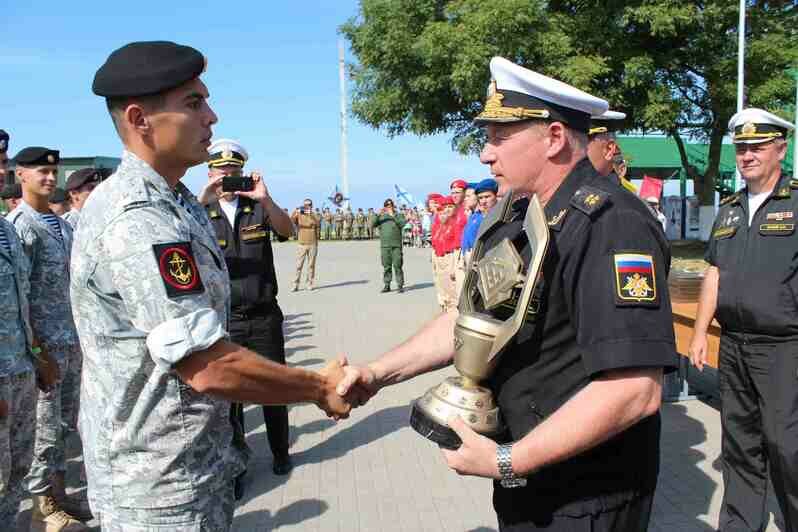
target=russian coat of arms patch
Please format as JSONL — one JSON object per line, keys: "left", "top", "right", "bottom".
{"left": 613, "top": 253, "right": 658, "bottom": 307}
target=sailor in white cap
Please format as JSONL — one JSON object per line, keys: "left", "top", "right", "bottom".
{"left": 690, "top": 107, "right": 798, "bottom": 532}
{"left": 337, "top": 56, "right": 676, "bottom": 532}
{"left": 587, "top": 110, "right": 638, "bottom": 192}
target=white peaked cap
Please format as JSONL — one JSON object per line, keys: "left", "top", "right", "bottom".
{"left": 728, "top": 108, "right": 794, "bottom": 144}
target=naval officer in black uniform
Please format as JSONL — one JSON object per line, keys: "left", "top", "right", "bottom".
{"left": 337, "top": 57, "right": 677, "bottom": 531}
{"left": 690, "top": 107, "right": 798, "bottom": 531}
{"left": 202, "top": 139, "right": 296, "bottom": 496}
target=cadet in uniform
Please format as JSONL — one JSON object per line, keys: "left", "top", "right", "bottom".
{"left": 63, "top": 168, "right": 104, "bottom": 229}
{"left": 366, "top": 207, "right": 376, "bottom": 239}
{"left": 48, "top": 188, "right": 70, "bottom": 217}
{"left": 320, "top": 208, "right": 331, "bottom": 240}
{"left": 373, "top": 198, "right": 406, "bottom": 293}
{"left": 203, "top": 139, "right": 295, "bottom": 496}
{"left": 352, "top": 208, "right": 364, "bottom": 239}
{"left": 690, "top": 108, "right": 798, "bottom": 531}
{"left": 333, "top": 208, "right": 343, "bottom": 240}
{"left": 0, "top": 215, "right": 59, "bottom": 529}
{"left": 342, "top": 207, "right": 354, "bottom": 240}
{"left": 9, "top": 147, "right": 91, "bottom": 530}
{"left": 339, "top": 57, "right": 677, "bottom": 531}
{"left": 291, "top": 199, "right": 320, "bottom": 291}
{"left": 1, "top": 183, "right": 21, "bottom": 216}
{"left": 73, "top": 40, "right": 350, "bottom": 531}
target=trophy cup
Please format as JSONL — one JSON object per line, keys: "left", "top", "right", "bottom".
{"left": 409, "top": 193, "right": 550, "bottom": 449}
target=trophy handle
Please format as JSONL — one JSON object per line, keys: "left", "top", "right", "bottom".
{"left": 459, "top": 193, "right": 515, "bottom": 313}
{"left": 487, "top": 194, "right": 549, "bottom": 361}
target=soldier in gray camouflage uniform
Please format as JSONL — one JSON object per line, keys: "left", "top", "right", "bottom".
{"left": 0, "top": 215, "right": 58, "bottom": 529}
{"left": 9, "top": 147, "right": 91, "bottom": 531}
{"left": 72, "top": 40, "right": 352, "bottom": 531}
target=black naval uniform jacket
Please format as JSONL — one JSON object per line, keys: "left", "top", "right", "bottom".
{"left": 206, "top": 197, "right": 286, "bottom": 314}
{"left": 705, "top": 173, "right": 798, "bottom": 343}
{"left": 479, "top": 158, "right": 677, "bottom": 523}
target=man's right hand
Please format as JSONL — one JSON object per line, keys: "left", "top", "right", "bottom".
{"left": 688, "top": 332, "right": 708, "bottom": 371}
{"left": 336, "top": 362, "right": 380, "bottom": 408}
{"left": 317, "top": 358, "right": 354, "bottom": 420}
{"left": 35, "top": 348, "right": 59, "bottom": 392}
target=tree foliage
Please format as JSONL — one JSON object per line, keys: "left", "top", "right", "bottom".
{"left": 340, "top": 0, "right": 797, "bottom": 203}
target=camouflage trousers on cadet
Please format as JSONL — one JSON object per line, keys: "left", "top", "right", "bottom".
{"left": 0, "top": 370, "right": 36, "bottom": 525}
{"left": 98, "top": 488, "right": 236, "bottom": 532}
{"left": 26, "top": 352, "right": 72, "bottom": 494}
{"left": 60, "top": 345, "right": 82, "bottom": 433}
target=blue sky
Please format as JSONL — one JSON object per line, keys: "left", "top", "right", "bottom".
{"left": 2, "top": 1, "right": 487, "bottom": 209}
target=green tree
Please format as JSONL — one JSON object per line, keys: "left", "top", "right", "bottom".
{"left": 341, "top": 0, "right": 797, "bottom": 207}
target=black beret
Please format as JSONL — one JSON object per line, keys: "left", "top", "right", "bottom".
{"left": 66, "top": 167, "right": 103, "bottom": 191}
{"left": 0, "top": 130, "right": 8, "bottom": 153}
{"left": 93, "top": 41, "right": 206, "bottom": 98}
{"left": 49, "top": 187, "right": 68, "bottom": 204}
{"left": 13, "top": 147, "right": 59, "bottom": 166}
{"left": 0, "top": 183, "right": 21, "bottom": 200}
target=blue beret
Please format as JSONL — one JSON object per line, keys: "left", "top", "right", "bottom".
{"left": 475, "top": 178, "right": 498, "bottom": 194}
{"left": 0, "top": 130, "right": 8, "bottom": 153}
{"left": 13, "top": 147, "right": 59, "bottom": 166}
{"left": 93, "top": 41, "right": 205, "bottom": 98}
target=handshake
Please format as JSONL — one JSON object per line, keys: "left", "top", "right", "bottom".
{"left": 315, "top": 357, "right": 379, "bottom": 420}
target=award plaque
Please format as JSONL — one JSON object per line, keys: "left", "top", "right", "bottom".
{"left": 410, "top": 193, "right": 550, "bottom": 449}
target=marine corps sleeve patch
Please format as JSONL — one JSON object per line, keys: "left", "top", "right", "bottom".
{"left": 613, "top": 252, "right": 658, "bottom": 307}
{"left": 152, "top": 242, "right": 205, "bottom": 298}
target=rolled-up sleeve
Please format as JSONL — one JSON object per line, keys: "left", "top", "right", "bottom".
{"left": 104, "top": 206, "right": 228, "bottom": 370}
{"left": 146, "top": 307, "right": 226, "bottom": 370}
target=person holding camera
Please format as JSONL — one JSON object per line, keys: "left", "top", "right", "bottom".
{"left": 372, "top": 198, "right": 406, "bottom": 293}
{"left": 201, "top": 139, "right": 296, "bottom": 496}
{"left": 291, "top": 198, "right": 320, "bottom": 291}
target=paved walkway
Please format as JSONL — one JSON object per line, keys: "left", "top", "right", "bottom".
{"left": 24, "top": 241, "right": 784, "bottom": 531}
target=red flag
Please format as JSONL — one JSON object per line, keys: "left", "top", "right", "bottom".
{"left": 638, "top": 175, "right": 663, "bottom": 201}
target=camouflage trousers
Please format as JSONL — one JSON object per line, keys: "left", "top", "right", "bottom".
{"left": 25, "top": 352, "right": 72, "bottom": 493}
{"left": 60, "top": 346, "right": 82, "bottom": 433}
{"left": 0, "top": 370, "right": 36, "bottom": 525}
{"left": 97, "top": 488, "right": 235, "bottom": 532}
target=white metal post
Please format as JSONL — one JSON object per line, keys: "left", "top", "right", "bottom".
{"left": 734, "top": 0, "right": 746, "bottom": 191}
{"left": 338, "top": 40, "right": 350, "bottom": 209}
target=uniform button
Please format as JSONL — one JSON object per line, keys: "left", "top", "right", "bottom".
{"left": 529, "top": 401, "right": 537, "bottom": 411}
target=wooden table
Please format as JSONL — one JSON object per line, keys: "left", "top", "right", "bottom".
{"left": 672, "top": 301, "right": 720, "bottom": 369}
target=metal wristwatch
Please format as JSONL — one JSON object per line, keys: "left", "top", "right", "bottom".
{"left": 497, "top": 443, "right": 527, "bottom": 488}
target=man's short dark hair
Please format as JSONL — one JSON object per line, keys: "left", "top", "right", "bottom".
{"left": 105, "top": 94, "right": 166, "bottom": 134}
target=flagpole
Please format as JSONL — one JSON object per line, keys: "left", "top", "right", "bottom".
{"left": 338, "top": 39, "right": 350, "bottom": 209}
{"left": 734, "top": 0, "right": 746, "bottom": 191}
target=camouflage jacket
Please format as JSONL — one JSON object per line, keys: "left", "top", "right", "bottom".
{"left": 62, "top": 208, "right": 81, "bottom": 229}
{"left": 70, "top": 150, "right": 243, "bottom": 512}
{"left": 8, "top": 200, "right": 78, "bottom": 357}
{"left": 0, "top": 217, "right": 34, "bottom": 377}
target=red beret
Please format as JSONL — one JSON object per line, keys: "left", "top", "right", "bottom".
{"left": 450, "top": 179, "right": 467, "bottom": 190}
{"left": 427, "top": 193, "right": 444, "bottom": 201}
{"left": 438, "top": 195, "right": 455, "bottom": 206}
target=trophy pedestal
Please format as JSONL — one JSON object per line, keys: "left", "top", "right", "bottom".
{"left": 409, "top": 376, "right": 501, "bottom": 449}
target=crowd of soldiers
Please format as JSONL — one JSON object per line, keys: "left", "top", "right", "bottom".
{"left": 2, "top": 38, "right": 798, "bottom": 532}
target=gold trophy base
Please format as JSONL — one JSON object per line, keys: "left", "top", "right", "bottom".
{"left": 410, "top": 376, "right": 502, "bottom": 449}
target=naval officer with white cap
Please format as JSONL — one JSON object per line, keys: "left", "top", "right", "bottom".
{"left": 337, "top": 56, "right": 677, "bottom": 531}
{"left": 587, "top": 110, "right": 639, "bottom": 192}
{"left": 690, "top": 107, "right": 798, "bottom": 532}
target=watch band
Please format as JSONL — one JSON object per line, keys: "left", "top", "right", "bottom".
{"left": 497, "top": 443, "right": 527, "bottom": 488}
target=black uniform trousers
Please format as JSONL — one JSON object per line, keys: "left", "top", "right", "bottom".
{"left": 719, "top": 335, "right": 798, "bottom": 532}
{"left": 228, "top": 305, "right": 290, "bottom": 462}
{"left": 497, "top": 493, "right": 653, "bottom": 532}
